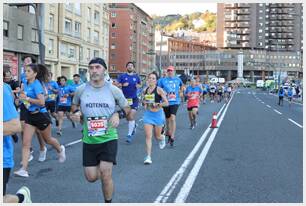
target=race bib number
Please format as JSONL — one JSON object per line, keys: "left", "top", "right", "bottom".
{"left": 49, "top": 94, "right": 56, "bottom": 100}
{"left": 190, "top": 93, "right": 198, "bottom": 100}
{"left": 127, "top": 98, "right": 133, "bottom": 106}
{"left": 23, "top": 100, "right": 30, "bottom": 109}
{"left": 167, "top": 93, "right": 176, "bottom": 101}
{"left": 87, "top": 117, "right": 108, "bottom": 137}
{"left": 144, "top": 94, "right": 155, "bottom": 104}
{"left": 60, "top": 97, "right": 67, "bottom": 104}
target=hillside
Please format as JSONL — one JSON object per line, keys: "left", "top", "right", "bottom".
{"left": 152, "top": 10, "right": 216, "bottom": 32}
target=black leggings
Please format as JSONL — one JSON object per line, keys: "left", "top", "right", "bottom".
{"left": 3, "top": 168, "right": 11, "bottom": 195}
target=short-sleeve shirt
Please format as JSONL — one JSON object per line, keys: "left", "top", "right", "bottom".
{"left": 117, "top": 73, "right": 141, "bottom": 98}
{"left": 3, "top": 83, "right": 19, "bottom": 168}
{"left": 57, "top": 85, "right": 74, "bottom": 106}
{"left": 70, "top": 82, "right": 84, "bottom": 92}
{"left": 185, "top": 85, "right": 202, "bottom": 108}
{"left": 45, "top": 80, "right": 59, "bottom": 102}
{"left": 23, "top": 79, "right": 47, "bottom": 113}
{"left": 73, "top": 82, "right": 128, "bottom": 144}
{"left": 158, "top": 76, "right": 183, "bottom": 105}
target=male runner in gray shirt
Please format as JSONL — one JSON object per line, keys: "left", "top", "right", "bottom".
{"left": 70, "top": 57, "right": 130, "bottom": 203}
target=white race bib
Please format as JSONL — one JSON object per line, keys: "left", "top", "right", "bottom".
{"left": 87, "top": 117, "right": 108, "bottom": 137}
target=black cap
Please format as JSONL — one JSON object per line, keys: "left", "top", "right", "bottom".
{"left": 89, "top": 57, "right": 107, "bottom": 70}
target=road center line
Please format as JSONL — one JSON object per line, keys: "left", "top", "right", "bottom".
{"left": 273, "top": 109, "right": 282, "bottom": 115}
{"left": 175, "top": 88, "right": 234, "bottom": 203}
{"left": 288, "top": 118, "right": 303, "bottom": 128}
{"left": 266, "top": 105, "right": 271, "bottom": 108}
{"left": 154, "top": 94, "right": 231, "bottom": 203}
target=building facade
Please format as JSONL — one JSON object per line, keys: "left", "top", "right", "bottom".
{"left": 108, "top": 3, "right": 155, "bottom": 76}
{"left": 217, "top": 3, "right": 303, "bottom": 51}
{"left": 3, "top": 4, "right": 40, "bottom": 80}
{"left": 44, "top": 3, "right": 109, "bottom": 81}
{"left": 167, "top": 49, "right": 302, "bottom": 81}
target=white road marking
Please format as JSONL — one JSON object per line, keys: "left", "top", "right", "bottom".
{"left": 174, "top": 88, "right": 234, "bottom": 203}
{"left": 273, "top": 109, "right": 282, "bottom": 115}
{"left": 65, "top": 139, "right": 82, "bottom": 147}
{"left": 261, "top": 101, "right": 265, "bottom": 104}
{"left": 155, "top": 94, "right": 232, "bottom": 203}
{"left": 266, "top": 105, "right": 271, "bottom": 108}
{"left": 288, "top": 118, "right": 303, "bottom": 128}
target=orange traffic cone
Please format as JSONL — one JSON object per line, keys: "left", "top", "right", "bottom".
{"left": 210, "top": 112, "right": 218, "bottom": 128}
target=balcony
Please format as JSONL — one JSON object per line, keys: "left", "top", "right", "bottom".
{"left": 224, "top": 3, "right": 236, "bottom": 8}
{"left": 237, "top": 16, "right": 250, "bottom": 21}
{"left": 237, "top": 22, "right": 250, "bottom": 27}
{"left": 237, "top": 3, "right": 250, "bottom": 8}
{"left": 237, "top": 9, "right": 250, "bottom": 15}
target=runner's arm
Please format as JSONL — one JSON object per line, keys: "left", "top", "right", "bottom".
{"left": 157, "top": 87, "right": 169, "bottom": 107}
{"left": 3, "top": 118, "right": 22, "bottom": 136}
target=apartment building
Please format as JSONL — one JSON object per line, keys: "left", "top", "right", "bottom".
{"left": 3, "top": 4, "right": 39, "bottom": 80}
{"left": 217, "top": 3, "right": 303, "bottom": 52}
{"left": 108, "top": 3, "right": 155, "bottom": 76}
{"left": 44, "top": 3, "right": 110, "bottom": 81}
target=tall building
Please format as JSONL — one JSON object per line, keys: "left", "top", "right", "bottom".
{"left": 108, "top": 3, "right": 155, "bottom": 76}
{"left": 44, "top": 3, "right": 109, "bottom": 81}
{"left": 217, "top": 3, "right": 303, "bottom": 51}
{"left": 3, "top": 4, "right": 40, "bottom": 80}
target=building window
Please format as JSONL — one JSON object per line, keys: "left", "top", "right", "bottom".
{"left": 3, "top": 21, "right": 9, "bottom": 37}
{"left": 111, "top": 43, "right": 116, "bottom": 49}
{"left": 31, "top": 28, "right": 38, "bottom": 43}
{"left": 94, "top": 50, "right": 99, "bottom": 57}
{"left": 94, "top": 11, "right": 100, "bottom": 24}
{"left": 79, "top": 46, "right": 83, "bottom": 60}
{"left": 75, "top": 3, "right": 81, "bottom": 15}
{"left": 111, "top": 53, "right": 115, "bottom": 59}
{"left": 75, "top": 22, "right": 81, "bottom": 37}
{"left": 87, "top": 28, "right": 91, "bottom": 42}
{"left": 29, "top": 5, "right": 35, "bottom": 14}
{"left": 49, "top": 14, "right": 54, "bottom": 31}
{"left": 87, "top": 48, "right": 91, "bottom": 60}
{"left": 65, "top": 3, "right": 73, "bottom": 11}
{"left": 111, "top": 32, "right": 116, "bottom": 38}
{"left": 64, "top": 18, "right": 72, "bottom": 34}
{"left": 17, "top": 25, "right": 23, "bottom": 40}
{"left": 60, "top": 43, "right": 68, "bottom": 56}
{"left": 68, "top": 47, "right": 75, "bottom": 58}
{"left": 111, "top": 65, "right": 116, "bottom": 70}
{"left": 111, "top": 12, "right": 117, "bottom": 17}
{"left": 87, "top": 7, "right": 91, "bottom": 22}
{"left": 48, "top": 39, "right": 54, "bottom": 54}
{"left": 111, "top": 23, "right": 116, "bottom": 28}
{"left": 93, "top": 31, "right": 99, "bottom": 44}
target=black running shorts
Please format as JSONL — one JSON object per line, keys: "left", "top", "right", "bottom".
{"left": 25, "top": 112, "right": 52, "bottom": 131}
{"left": 46, "top": 101, "right": 56, "bottom": 113}
{"left": 3, "top": 168, "right": 11, "bottom": 195}
{"left": 163, "top": 104, "right": 179, "bottom": 119}
{"left": 83, "top": 140, "right": 118, "bottom": 167}
{"left": 57, "top": 105, "right": 71, "bottom": 112}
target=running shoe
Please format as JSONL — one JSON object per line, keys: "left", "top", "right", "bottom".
{"left": 16, "top": 186, "right": 32, "bottom": 203}
{"left": 57, "top": 130, "right": 62, "bottom": 136}
{"left": 131, "top": 123, "right": 138, "bottom": 135}
{"left": 38, "top": 146, "right": 47, "bottom": 162}
{"left": 159, "top": 135, "right": 166, "bottom": 149}
{"left": 126, "top": 135, "right": 132, "bottom": 143}
{"left": 169, "top": 137, "right": 174, "bottom": 147}
{"left": 14, "top": 168, "right": 29, "bottom": 178}
{"left": 28, "top": 154, "right": 33, "bottom": 162}
{"left": 144, "top": 156, "right": 152, "bottom": 164}
{"left": 58, "top": 145, "right": 66, "bottom": 163}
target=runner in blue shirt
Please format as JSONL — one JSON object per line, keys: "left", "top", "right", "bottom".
{"left": 56, "top": 75, "right": 75, "bottom": 136}
{"left": 158, "top": 65, "right": 183, "bottom": 146}
{"left": 202, "top": 82, "right": 209, "bottom": 104}
{"left": 71, "top": 73, "right": 84, "bottom": 92}
{"left": 14, "top": 64, "right": 66, "bottom": 178}
{"left": 45, "top": 72, "right": 59, "bottom": 124}
{"left": 117, "top": 61, "right": 142, "bottom": 143}
{"left": 278, "top": 86, "right": 285, "bottom": 106}
{"left": 3, "top": 83, "right": 33, "bottom": 203}
{"left": 287, "top": 86, "right": 293, "bottom": 106}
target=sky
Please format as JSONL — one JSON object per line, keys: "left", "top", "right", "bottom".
{"left": 135, "top": 3, "right": 217, "bottom": 16}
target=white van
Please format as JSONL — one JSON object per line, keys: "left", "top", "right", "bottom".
{"left": 256, "top": 80, "right": 264, "bottom": 88}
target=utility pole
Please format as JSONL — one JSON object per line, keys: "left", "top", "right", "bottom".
{"left": 159, "top": 30, "right": 163, "bottom": 76}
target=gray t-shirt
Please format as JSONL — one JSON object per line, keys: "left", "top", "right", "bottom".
{"left": 73, "top": 82, "right": 128, "bottom": 119}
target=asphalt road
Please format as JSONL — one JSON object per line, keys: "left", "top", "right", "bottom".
{"left": 6, "top": 87, "right": 303, "bottom": 203}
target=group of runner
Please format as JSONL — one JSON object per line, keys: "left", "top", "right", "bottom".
{"left": 3, "top": 56, "right": 232, "bottom": 203}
